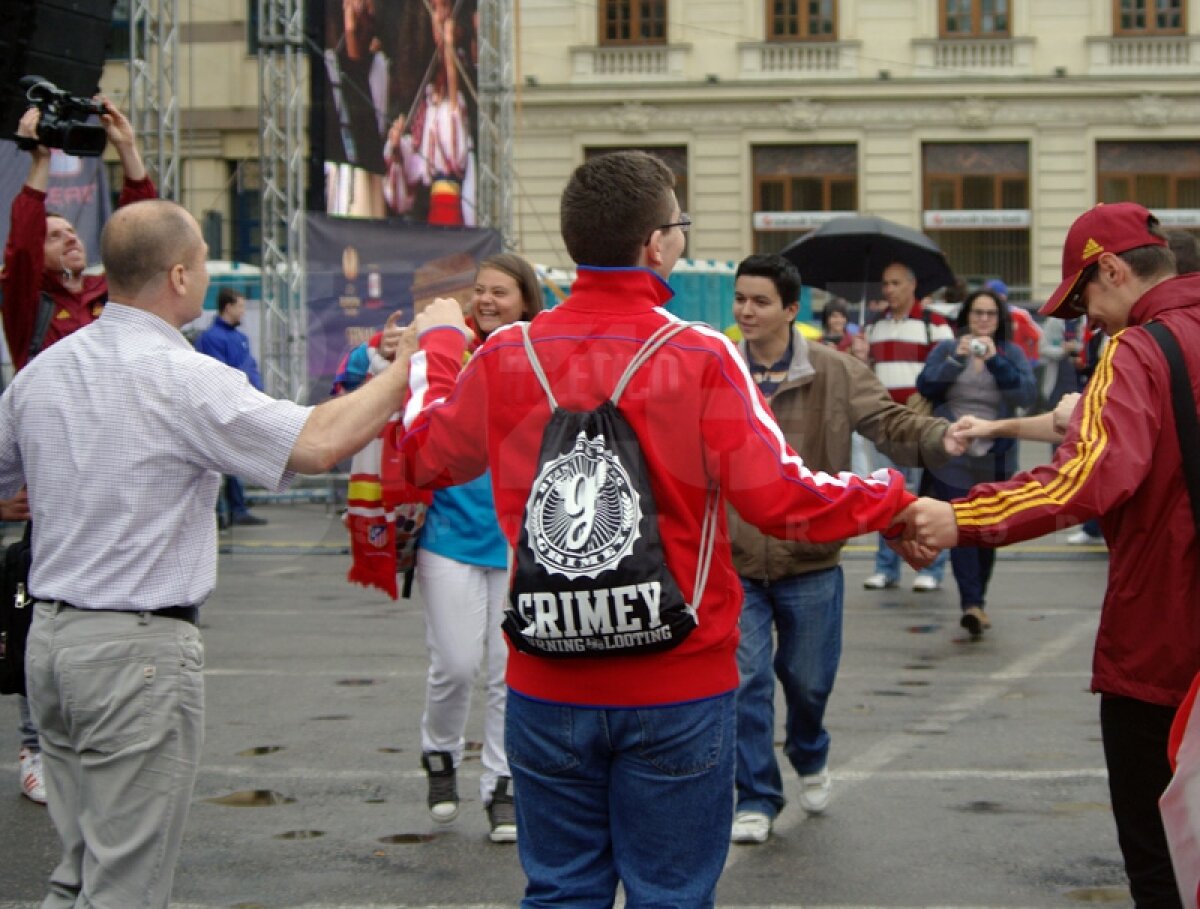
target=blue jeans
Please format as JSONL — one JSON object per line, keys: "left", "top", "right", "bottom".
{"left": 506, "top": 689, "right": 736, "bottom": 909}
{"left": 221, "top": 475, "right": 249, "bottom": 520}
{"left": 735, "top": 568, "right": 841, "bottom": 819}
{"left": 871, "top": 457, "right": 948, "bottom": 582}
{"left": 18, "top": 694, "right": 39, "bottom": 751}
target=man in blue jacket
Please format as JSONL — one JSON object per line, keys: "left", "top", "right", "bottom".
{"left": 197, "top": 288, "right": 268, "bottom": 527}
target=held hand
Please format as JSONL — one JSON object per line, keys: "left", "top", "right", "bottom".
{"left": 413, "top": 297, "right": 472, "bottom": 342}
{"left": 977, "top": 335, "right": 998, "bottom": 360}
{"left": 941, "top": 421, "right": 969, "bottom": 457}
{"left": 850, "top": 333, "right": 870, "bottom": 363}
{"left": 886, "top": 536, "right": 941, "bottom": 571}
{"left": 903, "top": 497, "right": 959, "bottom": 549}
{"left": 1052, "top": 392, "right": 1081, "bottom": 436}
{"left": 950, "top": 414, "right": 995, "bottom": 441}
{"left": 954, "top": 336, "right": 973, "bottom": 359}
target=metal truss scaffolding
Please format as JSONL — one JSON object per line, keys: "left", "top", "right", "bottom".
{"left": 129, "top": 0, "right": 180, "bottom": 201}
{"left": 258, "top": 0, "right": 308, "bottom": 401}
{"left": 477, "top": 0, "right": 515, "bottom": 247}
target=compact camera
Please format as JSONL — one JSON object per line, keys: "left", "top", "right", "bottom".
{"left": 969, "top": 338, "right": 989, "bottom": 358}
{"left": 14, "top": 76, "right": 107, "bottom": 157}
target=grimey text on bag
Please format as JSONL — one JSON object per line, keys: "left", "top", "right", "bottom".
{"left": 505, "top": 322, "right": 717, "bottom": 658}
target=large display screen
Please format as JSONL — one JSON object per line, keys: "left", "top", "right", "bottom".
{"left": 314, "top": 0, "right": 479, "bottom": 227}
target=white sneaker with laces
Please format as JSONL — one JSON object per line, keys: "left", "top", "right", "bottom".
{"left": 798, "top": 768, "right": 831, "bottom": 814}
{"left": 1066, "top": 529, "right": 1101, "bottom": 546}
{"left": 862, "top": 573, "right": 897, "bottom": 590}
{"left": 731, "top": 810, "right": 772, "bottom": 844}
{"left": 18, "top": 747, "right": 46, "bottom": 805}
{"left": 912, "top": 574, "right": 940, "bottom": 592}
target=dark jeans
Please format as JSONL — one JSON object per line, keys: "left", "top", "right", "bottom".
{"left": 1100, "top": 695, "right": 1183, "bottom": 908}
{"left": 219, "top": 476, "right": 249, "bottom": 521}
{"left": 929, "top": 475, "right": 997, "bottom": 610}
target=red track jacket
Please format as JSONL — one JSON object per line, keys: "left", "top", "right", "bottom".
{"left": 954, "top": 273, "right": 1200, "bottom": 707}
{"left": 387, "top": 266, "right": 913, "bottom": 707}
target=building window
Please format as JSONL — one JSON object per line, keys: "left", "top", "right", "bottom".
{"left": 1114, "top": 0, "right": 1185, "bottom": 34}
{"left": 941, "top": 0, "right": 1010, "bottom": 37}
{"left": 767, "top": 0, "right": 836, "bottom": 41}
{"left": 923, "top": 142, "right": 1030, "bottom": 299}
{"left": 107, "top": 0, "right": 130, "bottom": 60}
{"left": 1098, "top": 142, "right": 1200, "bottom": 212}
{"left": 752, "top": 145, "right": 857, "bottom": 255}
{"left": 248, "top": 0, "right": 260, "bottom": 55}
{"left": 230, "top": 160, "right": 262, "bottom": 266}
{"left": 600, "top": 0, "right": 667, "bottom": 45}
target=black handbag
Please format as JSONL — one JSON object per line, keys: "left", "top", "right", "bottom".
{"left": 0, "top": 522, "right": 33, "bottom": 696}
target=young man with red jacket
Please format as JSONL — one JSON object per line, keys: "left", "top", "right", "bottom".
{"left": 390, "top": 150, "right": 923, "bottom": 907}
{"left": 908, "top": 202, "right": 1197, "bottom": 908}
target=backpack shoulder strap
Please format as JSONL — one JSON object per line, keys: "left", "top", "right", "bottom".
{"left": 611, "top": 321, "right": 697, "bottom": 406}
{"left": 519, "top": 323, "right": 558, "bottom": 411}
{"left": 1144, "top": 320, "right": 1200, "bottom": 539}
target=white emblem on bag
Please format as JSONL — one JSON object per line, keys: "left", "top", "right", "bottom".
{"left": 525, "top": 431, "right": 641, "bottom": 580}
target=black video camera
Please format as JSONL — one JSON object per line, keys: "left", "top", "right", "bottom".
{"left": 14, "top": 76, "right": 107, "bottom": 157}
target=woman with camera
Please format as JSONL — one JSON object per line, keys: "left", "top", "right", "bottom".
{"left": 915, "top": 288, "right": 1036, "bottom": 638}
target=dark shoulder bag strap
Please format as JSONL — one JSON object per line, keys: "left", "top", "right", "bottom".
{"left": 26, "top": 292, "right": 57, "bottom": 361}
{"left": 1145, "top": 321, "right": 1200, "bottom": 538}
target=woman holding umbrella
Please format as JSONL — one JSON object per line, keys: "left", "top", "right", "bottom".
{"left": 915, "top": 288, "right": 1036, "bottom": 637}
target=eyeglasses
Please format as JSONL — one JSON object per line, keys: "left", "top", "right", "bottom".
{"left": 1066, "top": 263, "right": 1099, "bottom": 311}
{"left": 970, "top": 309, "right": 999, "bottom": 319}
{"left": 645, "top": 213, "right": 691, "bottom": 245}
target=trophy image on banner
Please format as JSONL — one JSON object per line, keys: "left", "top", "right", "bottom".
{"left": 339, "top": 246, "right": 362, "bottom": 316}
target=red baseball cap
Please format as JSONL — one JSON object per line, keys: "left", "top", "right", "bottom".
{"left": 1040, "top": 202, "right": 1167, "bottom": 319}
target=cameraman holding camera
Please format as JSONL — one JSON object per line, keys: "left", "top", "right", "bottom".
{"left": 2, "top": 97, "right": 155, "bottom": 806}
{"left": 3, "top": 97, "right": 156, "bottom": 372}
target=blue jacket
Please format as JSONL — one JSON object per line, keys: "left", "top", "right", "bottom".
{"left": 197, "top": 318, "right": 263, "bottom": 391}
{"left": 917, "top": 338, "right": 1036, "bottom": 488}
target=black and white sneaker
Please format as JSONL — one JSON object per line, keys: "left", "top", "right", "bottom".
{"left": 421, "top": 751, "right": 459, "bottom": 823}
{"left": 486, "top": 776, "right": 517, "bottom": 843}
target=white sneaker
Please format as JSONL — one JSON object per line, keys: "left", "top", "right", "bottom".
{"left": 18, "top": 747, "right": 46, "bottom": 805}
{"left": 911, "top": 574, "right": 940, "bottom": 592}
{"left": 862, "top": 573, "right": 897, "bottom": 590}
{"left": 731, "top": 810, "right": 772, "bottom": 844}
{"left": 798, "top": 768, "right": 831, "bottom": 814}
{"left": 1066, "top": 529, "right": 1101, "bottom": 546}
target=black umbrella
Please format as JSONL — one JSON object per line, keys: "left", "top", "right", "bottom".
{"left": 780, "top": 215, "right": 956, "bottom": 309}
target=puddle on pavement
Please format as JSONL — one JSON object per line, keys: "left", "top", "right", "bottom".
{"left": 275, "top": 829, "right": 325, "bottom": 840}
{"left": 897, "top": 679, "right": 930, "bottom": 687}
{"left": 1064, "top": 887, "right": 1131, "bottom": 903}
{"left": 365, "top": 797, "right": 387, "bottom": 804}
{"left": 903, "top": 663, "right": 935, "bottom": 671}
{"left": 377, "top": 746, "right": 404, "bottom": 754}
{"left": 309, "top": 714, "right": 352, "bottom": 721}
{"left": 206, "top": 790, "right": 296, "bottom": 807}
{"left": 336, "top": 678, "right": 377, "bottom": 686}
{"left": 378, "top": 833, "right": 438, "bottom": 844}
{"left": 870, "top": 689, "right": 910, "bottom": 697}
{"left": 959, "top": 800, "right": 1008, "bottom": 814}
{"left": 906, "top": 624, "right": 940, "bottom": 634}
{"left": 237, "top": 746, "right": 285, "bottom": 757}
{"left": 230, "top": 903, "right": 269, "bottom": 909}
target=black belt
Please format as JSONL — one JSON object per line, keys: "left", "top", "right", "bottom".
{"left": 36, "top": 600, "right": 199, "bottom": 626}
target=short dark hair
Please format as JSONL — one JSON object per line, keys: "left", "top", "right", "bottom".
{"left": 560, "top": 151, "right": 676, "bottom": 267}
{"left": 957, "top": 289, "right": 1010, "bottom": 346}
{"left": 477, "top": 253, "right": 543, "bottom": 319}
{"left": 1119, "top": 218, "right": 1176, "bottom": 281}
{"left": 1167, "top": 229, "right": 1200, "bottom": 275}
{"left": 101, "top": 200, "right": 202, "bottom": 299}
{"left": 217, "top": 287, "right": 243, "bottom": 313}
{"left": 736, "top": 253, "right": 801, "bottom": 308}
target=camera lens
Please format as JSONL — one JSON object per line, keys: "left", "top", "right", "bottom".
{"left": 969, "top": 339, "right": 988, "bottom": 357}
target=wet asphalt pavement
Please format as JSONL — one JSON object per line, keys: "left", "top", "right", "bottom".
{"left": 0, "top": 492, "right": 1128, "bottom": 908}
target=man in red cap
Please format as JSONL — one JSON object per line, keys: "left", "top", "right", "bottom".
{"left": 908, "top": 201, "right": 1195, "bottom": 907}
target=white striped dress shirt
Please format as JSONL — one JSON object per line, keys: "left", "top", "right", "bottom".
{"left": 0, "top": 303, "right": 311, "bottom": 610}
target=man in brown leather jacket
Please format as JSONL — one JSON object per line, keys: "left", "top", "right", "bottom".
{"left": 728, "top": 253, "right": 962, "bottom": 844}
